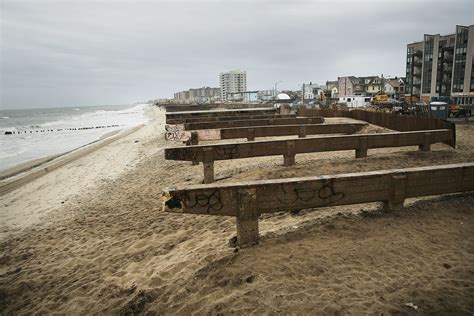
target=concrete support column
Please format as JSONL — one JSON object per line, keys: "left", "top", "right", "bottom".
{"left": 236, "top": 188, "right": 260, "bottom": 247}
{"left": 355, "top": 136, "right": 368, "bottom": 158}
{"left": 419, "top": 132, "right": 431, "bottom": 152}
{"left": 202, "top": 147, "right": 214, "bottom": 184}
{"left": 383, "top": 174, "right": 407, "bottom": 211}
{"left": 247, "top": 128, "right": 255, "bottom": 141}
{"left": 298, "top": 125, "right": 307, "bottom": 138}
{"left": 283, "top": 141, "right": 296, "bottom": 166}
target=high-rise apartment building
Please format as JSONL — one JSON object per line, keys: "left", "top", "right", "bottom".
{"left": 405, "top": 25, "right": 474, "bottom": 105}
{"left": 219, "top": 70, "right": 247, "bottom": 101}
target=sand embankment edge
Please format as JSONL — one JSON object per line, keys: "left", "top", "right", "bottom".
{"left": 0, "top": 125, "right": 145, "bottom": 196}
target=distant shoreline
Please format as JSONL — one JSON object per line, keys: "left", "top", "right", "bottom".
{"left": 0, "top": 112, "right": 153, "bottom": 196}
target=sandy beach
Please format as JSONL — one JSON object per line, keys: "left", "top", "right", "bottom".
{"left": 1, "top": 108, "right": 473, "bottom": 314}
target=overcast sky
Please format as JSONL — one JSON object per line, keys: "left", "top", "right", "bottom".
{"left": 1, "top": 0, "right": 473, "bottom": 109}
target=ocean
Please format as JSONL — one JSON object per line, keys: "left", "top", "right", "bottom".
{"left": 0, "top": 104, "right": 151, "bottom": 172}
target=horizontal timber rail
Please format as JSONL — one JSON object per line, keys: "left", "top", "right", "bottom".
{"left": 298, "top": 108, "right": 456, "bottom": 147}
{"left": 167, "top": 113, "right": 296, "bottom": 125}
{"left": 220, "top": 123, "right": 366, "bottom": 141}
{"left": 184, "top": 117, "right": 324, "bottom": 130}
{"left": 165, "top": 129, "right": 453, "bottom": 183}
{"left": 163, "top": 163, "right": 474, "bottom": 247}
{"left": 166, "top": 108, "right": 277, "bottom": 120}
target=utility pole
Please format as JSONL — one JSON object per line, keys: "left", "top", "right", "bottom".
{"left": 302, "top": 83, "right": 305, "bottom": 105}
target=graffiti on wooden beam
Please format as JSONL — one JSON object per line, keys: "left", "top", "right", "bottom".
{"left": 184, "top": 189, "right": 223, "bottom": 213}
{"left": 277, "top": 179, "right": 345, "bottom": 207}
{"left": 165, "top": 125, "right": 186, "bottom": 141}
{"left": 166, "top": 148, "right": 198, "bottom": 161}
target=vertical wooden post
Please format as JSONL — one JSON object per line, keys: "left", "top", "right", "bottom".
{"left": 355, "top": 136, "right": 368, "bottom": 158}
{"left": 383, "top": 174, "right": 407, "bottom": 211}
{"left": 298, "top": 125, "right": 307, "bottom": 138}
{"left": 247, "top": 128, "right": 255, "bottom": 141}
{"left": 190, "top": 131, "right": 199, "bottom": 165}
{"left": 189, "top": 131, "right": 199, "bottom": 145}
{"left": 236, "top": 188, "right": 260, "bottom": 247}
{"left": 202, "top": 147, "right": 214, "bottom": 184}
{"left": 419, "top": 132, "right": 431, "bottom": 152}
{"left": 283, "top": 141, "right": 296, "bottom": 166}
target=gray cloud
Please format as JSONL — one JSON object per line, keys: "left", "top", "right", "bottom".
{"left": 1, "top": 0, "right": 473, "bottom": 108}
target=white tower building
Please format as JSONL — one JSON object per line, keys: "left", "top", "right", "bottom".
{"left": 219, "top": 70, "right": 247, "bottom": 101}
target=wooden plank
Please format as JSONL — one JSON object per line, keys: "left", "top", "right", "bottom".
{"left": 164, "top": 130, "right": 452, "bottom": 162}
{"left": 166, "top": 108, "right": 277, "bottom": 119}
{"left": 220, "top": 123, "right": 366, "bottom": 140}
{"left": 297, "top": 108, "right": 456, "bottom": 148}
{"left": 162, "top": 163, "right": 474, "bottom": 217}
{"left": 167, "top": 114, "right": 296, "bottom": 125}
{"left": 183, "top": 117, "right": 324, "bottom": 130}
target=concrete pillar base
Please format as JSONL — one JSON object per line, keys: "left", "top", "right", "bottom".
{"left": 419, "top": 144, "right": 431, "bottom": 152}
{"left": 355, "top": 136, "right": 368, "bottom": 158}
{"left": 283, "top": 141, "right": 296, "bottom": 166}
{"left": 419, "top": 132, "right": 431, "bottom": 152}
{"left": 236, "top": 188, "right": 260, "bottom": 247}
{"left": 203, "top": 162, "right": 214, "bottom": 183}
{"left": 203, "top": 147, "right": 214, "bottom": 183}
{"left": 383, "top": 174, "right": 407, "bottom": 211}
{"left": 298, "top": 126, "right": 307, "bottom": 138}
{"left": 236, "top": 216, "right": 259, "bottom": 247}
{"left": 190, "top": 131, "right": 199, "bottom": 146}
{"left": 247, "top": 128, "right": 255, "bottom": 141}
{"left": 283, "top": 155, "right": 296, "bottom": 166}
{"left": 355, "top": 148, "right": 368, "bottom": 158}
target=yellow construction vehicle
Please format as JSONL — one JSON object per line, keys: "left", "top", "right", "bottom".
{"left": 373, "top": 93, "right": 390, "bottom": 105}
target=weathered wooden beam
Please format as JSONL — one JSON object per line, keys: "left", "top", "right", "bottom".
{"left": 219, "top": 123, "right": 365, "bottom": 140}
{"left": 165, "top": 129, "right": 451, "bottom": 162}
{"left": 165, "top": 129, "right": 452, "bottom": 186}
{"left": 183, "top": 117, "right": 324, "bottom": 131}
{"left": 166, "top": 108, "right": 277, "bottom": 120}
{"left": 162, "top": 163, "right": 474, "bottom": 246}
{"left": 167, "top": 114, "right": 296, "bottom": 125}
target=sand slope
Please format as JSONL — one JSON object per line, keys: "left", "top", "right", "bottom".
{"left": 0, "top": 112, "right": 473, "bottom": 314}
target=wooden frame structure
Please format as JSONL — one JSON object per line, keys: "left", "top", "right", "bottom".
{"left": 219, "top": 123, "right": 366, "bottom": 141}
{"left": 166, "top": 129, "right": 452, "bottom": 183}
{"left": 183, "top": 117, "right": 324, "bottom": 130}
{"left": 167, "top": 113, "right": 296, "bottom": 125}
{"left": 163, "top": 163, "right": 474, "bottom": 247}
{"left": 166, "top": 108, "right": 277, "bottom": 121}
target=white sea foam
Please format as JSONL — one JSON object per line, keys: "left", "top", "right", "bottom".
{"left": 0, "top": 103, "right": 151, "bottom": 171}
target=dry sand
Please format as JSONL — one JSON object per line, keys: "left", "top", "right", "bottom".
{"left": 0, "top": 109, "right": 473, "bottom": 314}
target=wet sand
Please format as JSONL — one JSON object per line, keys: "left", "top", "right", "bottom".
{"left": 0, "top": 109, "right": 473, "bottom": 314}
